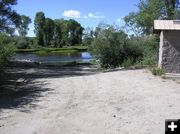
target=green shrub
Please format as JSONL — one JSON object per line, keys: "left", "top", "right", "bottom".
{"left": 127, "top": 35, "right": 159, "bottom": 67}
{"left": 124, "top": 40, "right": 143, "bottom": 64}
{"left": 150, "top": 67, "right": 165, "bottom": 76}
{"left": 140, "top": 36, "right": 159, "bottom": 66}
{"left": 28, "top": 37, "right": 38, "bottom": 49}
{"left": 121, "top": 58, "right": 135, "bottom": 68}
{"left": 0, "top": 34, "right": 15, "bottom": 77}
{"left": 91, "top": 27, "right": 125, "bottom": 68}
{"left": 16, "top": 38, "right": 29, "bottom": 49}
{"left": 91, "top": 24, "right": 143, "bottom": 68}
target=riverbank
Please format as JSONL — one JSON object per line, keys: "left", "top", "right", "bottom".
{"left": 16, "top": 46, "right": 88, "bottom": 55}
{"left": 0, "top": 65, "right": 180, "bottom": 133}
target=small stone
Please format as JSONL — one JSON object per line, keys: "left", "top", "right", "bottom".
{"left": 113, "top": 115, "right": 116, "bottom": 118}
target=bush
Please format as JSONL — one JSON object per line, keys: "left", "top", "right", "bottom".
{"left": 27, "top": 37, "right": 38, "bottom": 49}
{"left": 126, "top": 35, "right": 159, "bottom": 67}
{"left": 91, "top": 24, "right": 143, "bottom": 68}
{"left": 124, "top": 40, "right": 143, "bottom": 63}
{"left": 12, "top": 36, "right": 38, "bottom": 49}
{"left": 0, "top": 34, "right": 15, "bottom": 77}
{"left": 150, "top": 67, "right": 165, "bottom": 76}
{"left": 121, "top": 58, "right": 135, "bottom": 68}
{"left": 140, "top": 36, "right": 159, "bottom": 66}
{"left": 16, "top": 38, "right": 29, "bottom": 49}
{"left": 91, "top": 26, "right": 124, "bottom": 68}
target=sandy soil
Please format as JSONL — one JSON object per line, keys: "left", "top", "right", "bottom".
{"left": 0, "top": 67, "right": 180, "bottom": 134}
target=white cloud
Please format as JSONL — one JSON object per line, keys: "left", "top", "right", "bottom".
{"left": 62, "top": 10, "right": 105, "bottom": 20}
{"left": 88, "top": 13, "right": 105, "bottom": 19}
{"left": 63, "top": 10, "right": 81, "bottom": 18}
{"left": 84, "top": 13, "right": 105, "bottom": 19}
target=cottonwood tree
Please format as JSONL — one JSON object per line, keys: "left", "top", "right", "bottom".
{"left": 34, "top": 11, "right": 45, "bottom": 46}
{"left": 57, "top": 19, "right": 69, "bottom": 47}
{"left": 67, "top": 19, "right": 84, "bottom": 45}
{"left": 44, "top": 18, "right": 54, "bottom": 46}
{"left": 164, "top": 0, "right": 180, "bottom": 19}
{"left": 53, "top": 19, "right": 68, "bottom": 47}
{"left": 0, "top": 0, "right": 20, "bottom": 34}
{"left": 124, "top": 0, "right": 165, "bottom": 35}
{"left": 82, "top": 27, "right": 94, "bottom": 46}
{"left": 34, "top": 11, "right": 84, "bottom": 47}
{"left": 124, "top": 0, "right": 180, "bottom": 35}
{"left": 0, "top": 0, "right": 21, "bottom": 77}
{"left": 18, "top": 15, "right": 31, "bottom": 37}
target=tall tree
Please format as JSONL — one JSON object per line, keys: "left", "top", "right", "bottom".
{"left": 82, "top": 27, "right": 94, "bottom": 46}
{"left": 34, "top": 11, "right": 45, "bottom": 46}
{"left": 0, "top": 0, "right": 20, "bottom": 34}
{"left": 53, "top": 19, "right": 64, "bottom": 47}
{"left": 67, "top": 19, "right": 84, "bottom": 45}
{"left": 124, "top": 0, "right": 165, "bottom": 35}
{"left": 164, "top": 0, "right": 180, "bottom": 19}
{"left": 44, "top": 18, "right": 54, "bottom": 46}
{"left": 76, "top": 25, "right": 84, "bottom": 45}
{"left": 60, "top": 19, "right": 69, "bottom": 46}
{"left": 124, "top": 0, "right": 180, "bottom": 35}
{"left": 0, "top": 0, "right": 21, "bottom": 76}
{"left": 18, "top": 15, "right": 31, "bottom": 37}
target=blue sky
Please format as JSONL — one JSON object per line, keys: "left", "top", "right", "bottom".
{"left": 14, "top": 0, "right": 139, "bottom": 37}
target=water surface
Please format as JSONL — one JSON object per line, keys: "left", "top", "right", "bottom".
{"left": 13, "top": 52, "right": 93, "bottom": 63}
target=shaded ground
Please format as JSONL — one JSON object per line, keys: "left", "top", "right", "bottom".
{"left": 6, "top": 61, "right": 99, "bottom": 79}
{"left": 0, "top": 62, "right": 99, "bottom": 110}
{"left": 0, "top": 63, "right": 180, "bottom": 134}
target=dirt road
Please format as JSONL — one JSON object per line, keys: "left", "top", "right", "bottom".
{"left": 0, "top": 68, "right": 180, "bottom": 134}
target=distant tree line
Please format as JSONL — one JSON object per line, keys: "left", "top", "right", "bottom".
{"left": 34, "top": 12, "right": 84, "bottom": 47}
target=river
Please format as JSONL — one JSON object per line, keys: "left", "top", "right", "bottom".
{"left": 13, "top": 52, "right": 93, "bottom": 65}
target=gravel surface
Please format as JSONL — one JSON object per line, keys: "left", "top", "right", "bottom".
{"left": 0, "top": 68, "right": 180, "bottom": 134}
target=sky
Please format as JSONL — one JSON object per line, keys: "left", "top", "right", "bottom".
{"left": 14, "top": 0, "right": 139, "bottom": 37}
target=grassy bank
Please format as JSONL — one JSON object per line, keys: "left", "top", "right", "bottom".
{"left": 16, "top": 46, "right": 88, "bottom": 54}
{"left": 34, "top": 60, "right": 97, "bottom": 67}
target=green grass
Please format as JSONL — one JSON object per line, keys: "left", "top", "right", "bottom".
{"left": 15, "top": 46, "right": 88, "bottom": 54}
{"left": 34, "top": 50, "right": 79, "bottom": 55}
